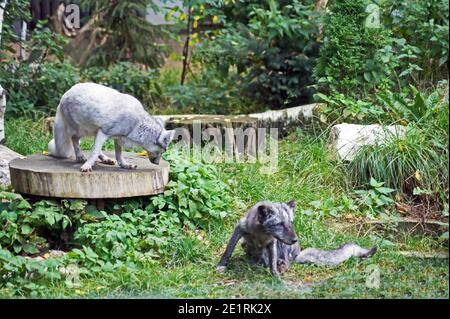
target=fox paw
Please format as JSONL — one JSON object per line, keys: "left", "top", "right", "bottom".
{"left": 277, "top": 260, "right": 289, "bottom": 274}
{"left": 120, "top": 163, "right": 137, "bottom": 170}
{"left": 100, "top": 158, "right": 116, "bottom": 165}
{"left": 80, "top": 163, "right": 93, "bottom": 172}
{"left": 216, "top": 266, "right": 226, "bottom": 274}
{"left": 76, "top": 155, "right": 87, "bottom": 163}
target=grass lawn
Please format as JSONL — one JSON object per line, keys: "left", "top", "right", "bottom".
{"left": 2, "top": 118, "right": 449, "bottom": 298}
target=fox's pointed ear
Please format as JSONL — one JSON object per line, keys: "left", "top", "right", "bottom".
{"left": 257, "top": 204, "right": 274, "bottom": 223}
{"left": 161, "top": 130, "right": 175, "bottom": 146}
{"left": 287, "top": 200, "right": 296, "bottom": 210}
{"left": 167, "top": 130, "right": 175, "bottom": 143}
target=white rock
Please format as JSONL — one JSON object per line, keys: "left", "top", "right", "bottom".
{"left": 329, "top": 123, "right": 406, "bottom": 161}
{"left": 0, "top": 145, "right": 23, "bottom": 187}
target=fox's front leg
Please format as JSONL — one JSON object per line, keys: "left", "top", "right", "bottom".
{"left": 216, "top": 225, "right": 243, "bottom": 273}
{"left": 277, "top": 243, "right": 290, "bottom": 274}
{"left": 80, "top": 130, "right": 109, "bottom": 172}
{"left": 267, "top": 240, "right": 280, "bottom": 277}
{"left": 114, "top": 138, "right": 137, "bottom": 169}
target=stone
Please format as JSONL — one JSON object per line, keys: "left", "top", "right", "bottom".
{"left": 9, "top": 151, "right": 169, "bottom": 198}
{"left": 0, "top": 145, "right": 23, "bottom": 187}
{"left": 329, "top": 123, "right": 406, "bottom": 161}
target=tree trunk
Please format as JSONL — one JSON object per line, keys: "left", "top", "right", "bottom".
{"left": 0, "top": 85, "right": 5, "bottom": 143}
{"left": 0, "top": 0, "right": 8, "bottom": 46}
{"left": 314, "top": 0, "right": 328, "bottom": 35}
{"left": 314, "top": 0, "right": 328, "bottom": 11}
{"left": 19, "top": 20, "right": 27, "bottom": 60}
{"left": 180, "top": 2, "right": 192, "bottom": 85}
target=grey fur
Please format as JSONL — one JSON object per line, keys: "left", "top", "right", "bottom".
{"left": 217, "top": 201, "right": 377, "bottom": 276}
{"left": 48, "top": 83, "right": 175, "bottom": 171}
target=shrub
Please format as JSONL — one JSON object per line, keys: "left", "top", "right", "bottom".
{"left": 166, "top": 68, "right": 259, "bottom": 114}
{"left": 77, "top": 0, "right": 168, "bottom": 68}
{"left": 314, "top": 0, "right": 393, "bottom": 98}
{"left": 0, "top": 61, "right": 80, "bottom": 118}
{"left": 382, "top": 0, "right": 449, "bottom": 86}
{"left": 195, "top": 0, "right": 320, "bottom": 109}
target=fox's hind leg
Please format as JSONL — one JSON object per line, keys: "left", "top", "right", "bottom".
{"left": 71, "top": 136, "right": 87, "bottom": 163}
{"left": 98, "top": 152, "right": 116, "bottom": 165}
{"left": 48, "top": 106, "right": 74, "bottom": 158}
{"left": 80, "top": 130, "right": 109, "bottom": 172}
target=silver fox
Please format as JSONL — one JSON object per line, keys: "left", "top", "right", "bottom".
{"left": 48, "top": 83, "right": 175, "bottom": 172}
{"left": 217, "top": 201, "right": 377, "bottom": 276}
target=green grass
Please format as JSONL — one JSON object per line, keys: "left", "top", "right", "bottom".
{"left": 4, "top": 118, "right": 52, "bottom": 155}
{"left": 1, "top": 119, "right": 448, "bottom": 299}
{"left": 4, "top": 118, "right": 116, "bottom": 155}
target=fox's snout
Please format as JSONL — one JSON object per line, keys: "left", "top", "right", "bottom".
{"left": 284, "top": 235, "right": 298, "bottom": 245}
{"left": 150, "top": 157, "right": 160, "bottom": 165}
{"left": 277, "top": 229, "right": 298, "bottom": 245}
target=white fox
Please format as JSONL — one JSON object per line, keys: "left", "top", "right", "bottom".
{"left": 48, "top": 83, "right": 175, "bottom": 172}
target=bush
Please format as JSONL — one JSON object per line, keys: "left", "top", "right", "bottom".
{"left": 314, "top": 0, "right": 393, "bottom": 98}
{"left": 166, "top": 68, "right": 259, "bottom": 114}
{"left": 382, "top": 0, "right": 449, "bottom": 86}
{"left": 0, "top": 61, "right": 80, "bottom": 118}
{"left": 195, "top": 0, "right": 320, "bottom": 109}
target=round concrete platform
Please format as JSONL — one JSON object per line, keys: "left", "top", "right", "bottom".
{"left": 9, "top": 152, "right": 169, "bottom": 198}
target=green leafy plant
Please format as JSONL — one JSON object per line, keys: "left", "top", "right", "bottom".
{"left": 314, "top": 93, "right": 385, "bottom": 123}
{"left": 382, "top": 0, "right": 449, "bottom": 86}
{"left": 1, "top": 61, "right": 80, "bottom": 118}
{"left": 0, "top": 247, "right": 63, "bottom": 297}
{"left": 195, "top": 0, "right": 320, "bottom": 108}
{"left": 354, "top": 178, "right": 395, "bottom": 217}
{"left": 0, "top": 193, "right": 71, "bottom": 255}
{"left": 157, "top": 149, "right": 231, "bottom": 226}
{"left": 300, "top": 195, "right": 358, "bottom": 219}
{"left": 314, "top": 0, "right": 393, "bottom": 98}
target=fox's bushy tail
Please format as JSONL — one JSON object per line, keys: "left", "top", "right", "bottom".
{"left": 295, "top": 243, "right": 377, "bottom": 267}
{"left": 48, "top": 105, "right": 73, "bottom": 158}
